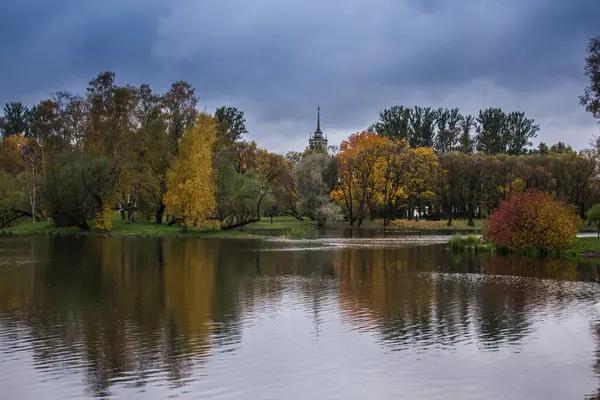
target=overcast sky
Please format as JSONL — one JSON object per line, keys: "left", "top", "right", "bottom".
{"left": 1, "top": 0, "right": 599, "bottom": 153}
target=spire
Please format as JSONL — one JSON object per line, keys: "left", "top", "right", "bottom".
{"left": 315, "top": 106, "right": 322, "bottom": 135}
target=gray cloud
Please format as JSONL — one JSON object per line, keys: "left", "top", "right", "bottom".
{"left": 0, "top": 0, "right": 598, "bottom": 153}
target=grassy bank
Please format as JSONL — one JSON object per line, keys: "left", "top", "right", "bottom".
{"left": 565, "top": 237, "right": 600, "bottom": 260}
{"left": 2, "top": 216, "right": 483, "bottom": 239}
{"left": 446, "top": 234, "right": 600, "bottom": 263}
{"left": 1, "top": 220, "right": 264, "bottom": 239}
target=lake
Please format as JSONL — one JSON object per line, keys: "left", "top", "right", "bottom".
{"left": 1, "top": 235, "right": 600, "bottom": 399}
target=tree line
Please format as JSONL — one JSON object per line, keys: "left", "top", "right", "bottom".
{"left": 0, "top": 71, "right": 275, "bottom": 230}
{"left": 0, "top": 33, "right": 599, "bottom": 231}
{"left": 369, "top": 105, "right": 549, "bottom": 156}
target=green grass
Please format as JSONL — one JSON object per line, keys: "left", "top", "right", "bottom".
{"left": 2, "top": 218, "right": 263, "bottom": 239}
{"left": 285, "top": 226, "right": 320, "bottom": 239}
{"left": 565, "top": 237, "right": 600, "bottom": 259}
{"left": 240, "top": 216, "right": 315, "bottom": 231}
{"left": 1, "top": 215, "right": 488, "bottom": 239}
{"left": 443, "top": 236, "right": 600, "bottom": 263}
{"left": 447, "top": 233, "right": 494, "bottom": 252}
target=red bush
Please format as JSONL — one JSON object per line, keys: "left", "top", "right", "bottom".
{"left": 484, "top": 190, "right": 580, "bottom": 251}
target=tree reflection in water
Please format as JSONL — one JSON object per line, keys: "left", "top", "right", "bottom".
{"left": 0, "top": 237, "right": 599, "bottom": 398}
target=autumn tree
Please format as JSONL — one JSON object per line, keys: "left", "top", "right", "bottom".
{"left": 156, "top": 80, "right": 198, "bottom": 224}
{"left": 376, "top": 139, "right": 410, "bottom": 225}
{"left": 332, "top": 132, "right": 388, "bottom": 226}
{"left": 485, "top": 191, "right": 580, "bottom": 251}
{"left": 164, "top": 113, "right": 216, "bottom": 230}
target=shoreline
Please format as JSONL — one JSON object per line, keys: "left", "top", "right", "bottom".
{"left": 0, "top": 217, "right": 485, "bottom": 239}
{"left": 447, "top": 234, "right": 600, "bottom": 263}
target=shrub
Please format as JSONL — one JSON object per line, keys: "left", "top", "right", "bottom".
{"left": 448, "top": 233, "right": 491, "bottom": 252}
{"left": 484, "top": 190, "right": 580, "bottom": 251}
{"left": 315, "top": 202, "right": 343, "bottom": 227}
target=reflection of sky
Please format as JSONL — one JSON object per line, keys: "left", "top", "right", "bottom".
{"left": 2, "top": 275, "right": 600, "bottom": 399}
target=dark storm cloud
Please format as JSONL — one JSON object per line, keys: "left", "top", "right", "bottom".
{"left": 0, "top": 0, "right": 598, "bottom": 151}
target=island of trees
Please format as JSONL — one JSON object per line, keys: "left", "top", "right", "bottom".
{"left": 0, "top": 34, "right": 599, "bottom": 237}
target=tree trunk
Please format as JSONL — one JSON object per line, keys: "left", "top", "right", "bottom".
{"left": 222, "top": 218, "right": 259, "bottom": 231}
{"left": 155, "top": 202, "right": 165, "bottom": 224}
{"left": 467, "top": 205, "right": 474, "bottom": 227}
{"left": 155, "top": 172, "right": 167, "bottom": 224}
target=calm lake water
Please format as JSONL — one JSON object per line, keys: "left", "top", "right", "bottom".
{"left": 2, "top": 235, "right": 600, "bottom": 399}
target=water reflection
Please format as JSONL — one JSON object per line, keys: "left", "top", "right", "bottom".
{"left": 0, "top": 236, "right": 599, "bottom": 399}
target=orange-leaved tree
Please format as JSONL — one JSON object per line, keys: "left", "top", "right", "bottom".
{"left": 331, "top": 131, "right": 388, "bottom": 226}
{"left": 484, "top": 190, "right": 580, "bottom": 251}
{"left": 164, "top": 113, "right": 216, "bottom": 229}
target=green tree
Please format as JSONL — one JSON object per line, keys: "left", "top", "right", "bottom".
{"left": 434, "top": 108, "right": 463, "bottom": 153}
{"left": 536, "top": 142, "right": 549, "bottom": 155}
{"left": 409, "top": 106, "right": 437, "bottom": 148}
{"left": 118, "top": 84, "right": 166, "bottom": 223}
{"left": 370, "top": 105, "right": 411, "bottom": 140}
{"left": 581, "top": 34, "right": 600, "bottom": 123}
{"left": 214, "top": 106, "right": 248, "bottom": 149}
{"left": 42, "top": 152, "right": 114, "bottom": 231}
{"left": 294, "top": 152, "right": 333, "bottom": 220}
{"left": 86, "top": 72, "right": 140, "bottom": 223}
{"left": 505, "top": 111, "right": 539, "bottom": 155}
{"left": 476, "top": 108, "right": 508, "bottom": 154}
{"left": 1, "top": 102, "right": 32, "bottom": 137}
{"left": 458, "top": 115, "right": 475, "bottom": 154}
{"left": 476, "top": 108, "right": 538, "bottom": 155}
{"left": 549, "top": 141, "right": 574, "bottom": 154}
{"left": 587, "top": 203, "right": 600, "bottom": 237}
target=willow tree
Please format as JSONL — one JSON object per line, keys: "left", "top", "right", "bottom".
{"left": 164, "top": 113, "right": 216, "bottom": 230}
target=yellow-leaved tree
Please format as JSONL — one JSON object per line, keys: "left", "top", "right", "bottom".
{"left": 164, "top": 113, "right": 216, "bottom": 230}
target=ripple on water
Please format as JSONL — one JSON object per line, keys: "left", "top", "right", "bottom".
{"left": 2, "top": 236, "right": 600, "bottom": 399}
{"left": 258, "top": 236, "right": 450, "bottom": 252}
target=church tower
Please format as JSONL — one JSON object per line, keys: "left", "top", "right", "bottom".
{"left": 309, "top": 106, "right": 328, "bottom": 150}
